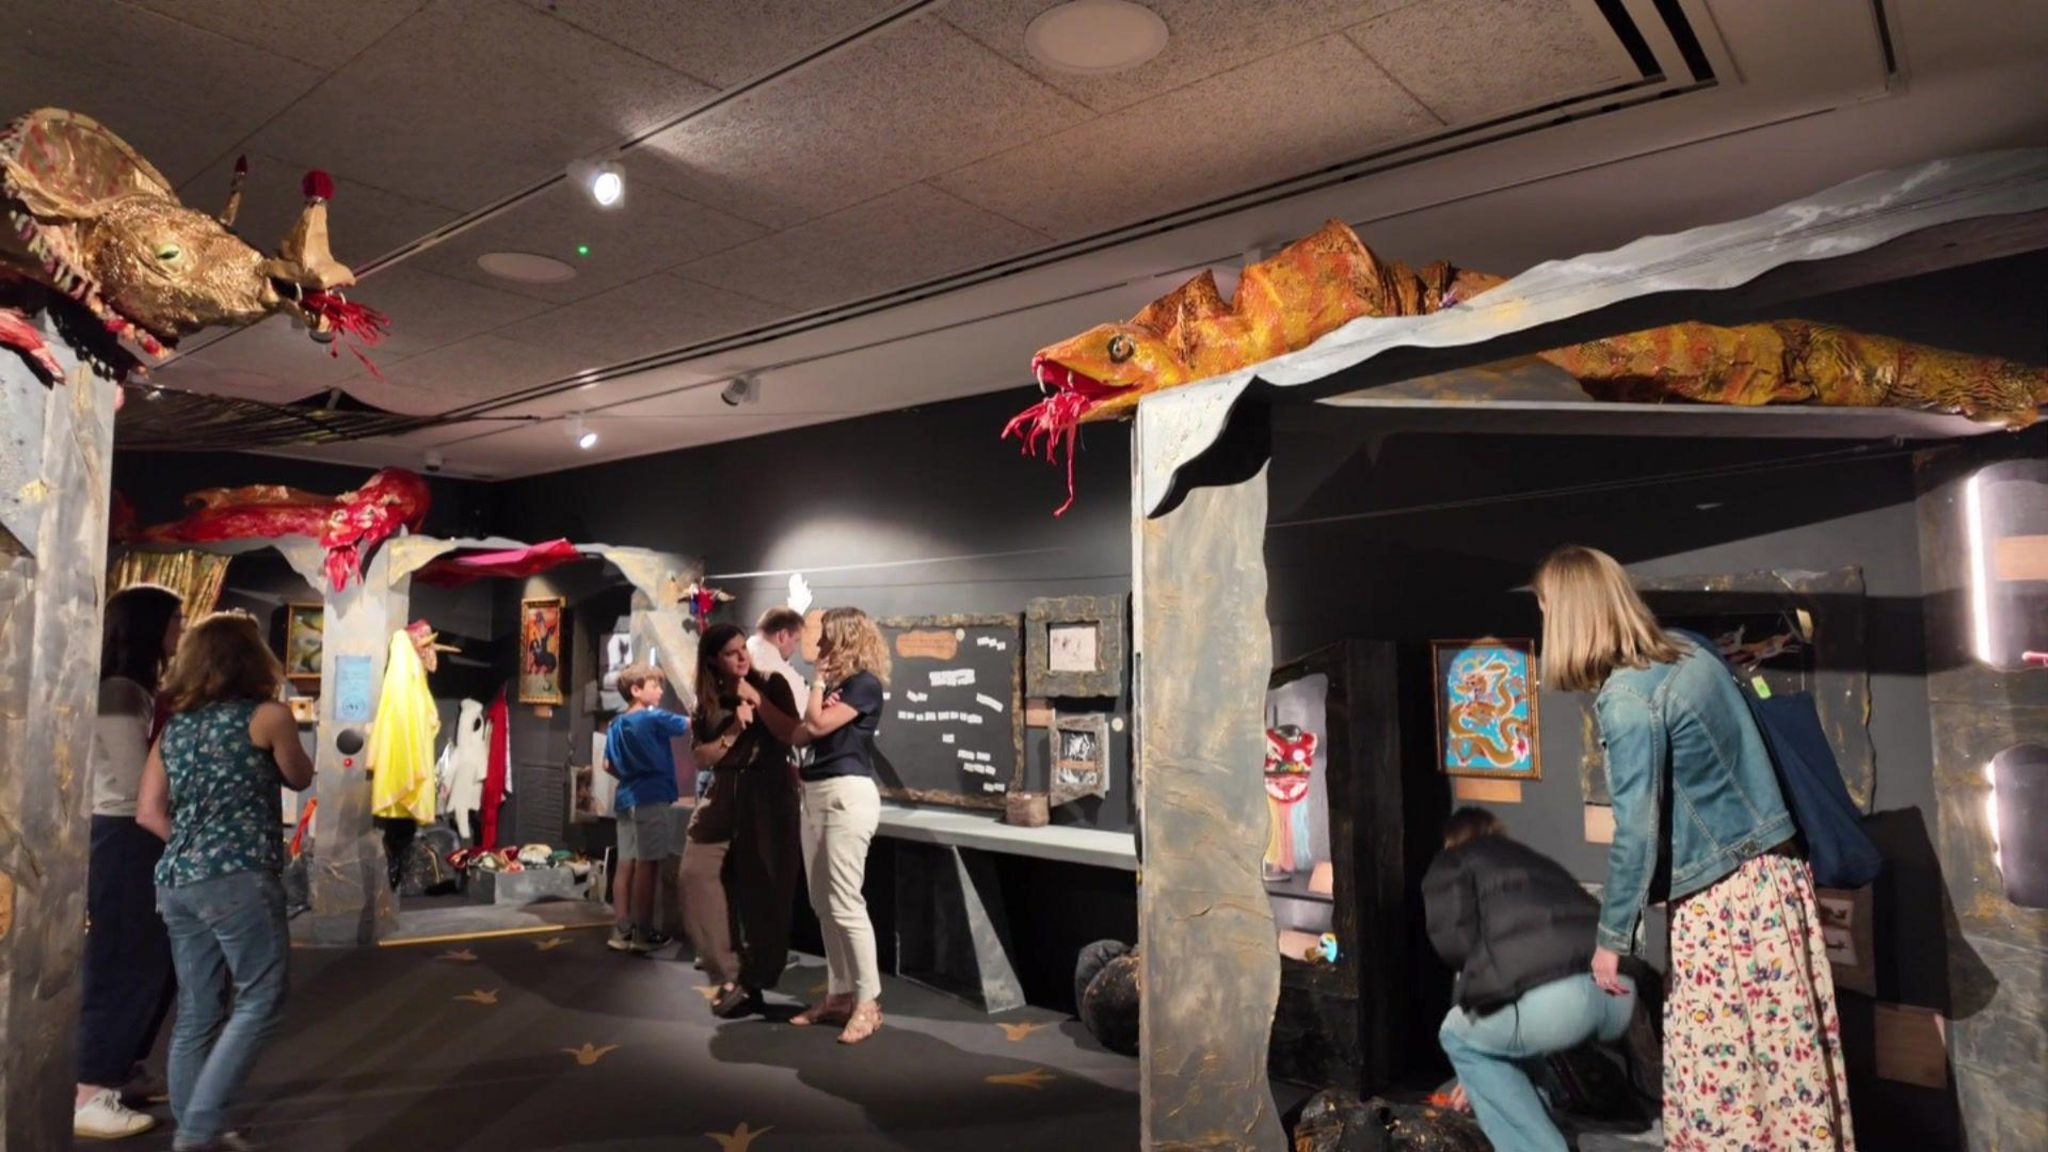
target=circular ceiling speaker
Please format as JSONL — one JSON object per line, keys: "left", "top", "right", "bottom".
{"left": 1025, "top": 0, "right": 1169, "bottom": 75}
{"left": 476, "top": 251, "right": 577, "bottom": 284}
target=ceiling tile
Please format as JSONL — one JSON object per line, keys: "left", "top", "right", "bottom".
{"left": 406, "top": 154, "right": 765, "bottom": 303}
{"left": 150, "top": 363, "right": 326, "bottom": 406}
{"left": 634, "top": 15, "right": 1092, "bottom": 229}
{"left": 519, "top": 0, "right": 903, "bottom": 88}
{"left": 1346, "top": 0, "right": 1633, "bottom": 125}
{"left": 933, "top": 35, "right": 1437, "bottom": 238}
{"left": 158, "top": 315, "right": 373, "bottom": 392}
{"left": 120, "top": 0, "right": 426, "bottom": 70}
{"left": 497, "top": 275, "right": 784, "bottom": 364}
{"left": 677, "top": 183, "right": 1051, "bottom": 312}
{"left": 336, "top": 265, "right": 554, "bottom": 360}
{"left": 941, "top": 0, "right": 1418, "bottom": 114}
{"left": 2, "top": 0, "right": 322, "bottom": 185}
{"left": 248, "top": 0, "right": 715, "bottom": 208}
{"left": 177, "top": 151, "right": 457, "bottom": 270}
{"left": 351, "top": 333, "right": 598, "bottom": 402}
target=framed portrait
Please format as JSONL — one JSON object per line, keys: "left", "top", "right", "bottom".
{"left": 1050, "top": 711, "right": 1111, "bottom": 806}
{"left": 282, "top": 603, "right": 324, "bottom": 687}
{"left": 1431, "top": 638, "right": 1540, "bottom": 780}
{"left": 519, "top": 597, "right": 566, "bottom": 705}
{"left": 1024, "top": 595, "right": 1126, "bottom": 697}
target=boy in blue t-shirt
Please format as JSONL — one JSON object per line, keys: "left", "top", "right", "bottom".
{"left": 603, "top": 664, "right": 690, "bottom": 952}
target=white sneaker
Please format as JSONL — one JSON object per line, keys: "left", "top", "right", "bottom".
{"left": 74, "top": 1088, "right": 156, "bottom": 1139}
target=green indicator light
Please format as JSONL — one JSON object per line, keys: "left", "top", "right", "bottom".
{"left": 576, "top": 244, "right": 591, "bottom": 257}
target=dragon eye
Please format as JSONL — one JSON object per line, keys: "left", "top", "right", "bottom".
{"left": 1107, "top": 334, "right": 1135, "bottom": 363}
{"left": 155, "top": 244, "right": 182, "bottom": 262}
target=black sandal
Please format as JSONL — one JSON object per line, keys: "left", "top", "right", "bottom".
{"left": 711, "top": 984, "right": 761, "bottom": 1019}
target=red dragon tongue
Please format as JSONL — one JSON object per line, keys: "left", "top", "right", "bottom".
{"left": 1002, "top": 388, "right": 1092, "bottom": 516}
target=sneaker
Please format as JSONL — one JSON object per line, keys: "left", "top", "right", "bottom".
{"left": 74, "top": 1088, "right": 155, "bottom": 1139}
{"left": 606, "top": 924, "right": 636, "bottom": 952}
{"left": 626, "top": 926, "right": 659, "bottom": 955}
{"left": 173, "top": 1133, "right": 253, "bottom": 1152}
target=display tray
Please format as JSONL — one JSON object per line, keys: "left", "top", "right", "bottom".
{"left": 1262, "top": 872, "right": 1334, "bottom": 905}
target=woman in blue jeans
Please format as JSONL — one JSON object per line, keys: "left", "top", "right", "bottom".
{"left": 137, "top": 612, "right": 314, "bottom": 1152}
{"left": 1424, "top": 808, "right": 1635, "bottom": 1152}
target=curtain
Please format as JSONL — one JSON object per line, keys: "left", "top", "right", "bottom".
{"left": 109, "top": 549, "right": 231, "bottom": 615}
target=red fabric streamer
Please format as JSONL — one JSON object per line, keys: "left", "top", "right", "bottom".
{"left": 479, "top": 689, "right": 510, "bottom": 851}
{"left": 414, "top": 538, "right": 584, "bottom": 588}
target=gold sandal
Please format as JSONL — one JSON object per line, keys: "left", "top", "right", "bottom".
{"left": 791, "top": 996, "right": 852, "bottom": 1027}
{"left": 836, "top": 1001, "right": 883, "bottom": 1045}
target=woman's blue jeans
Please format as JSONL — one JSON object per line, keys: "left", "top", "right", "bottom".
{"left": 1438, "top": 972, "right": 1637, "bottom": 1152}
{"left": 157, "top": 871, "right": 289, "bottom": 1149}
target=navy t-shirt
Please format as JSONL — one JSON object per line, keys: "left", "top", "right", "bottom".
{"left": 802, "top": 671, "right": 883, "bottom": 782}
{"left": 605, "top": 708, "right": 691, "bottom": 811}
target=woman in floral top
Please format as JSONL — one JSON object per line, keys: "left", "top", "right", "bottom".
{"left": 137, "top": 612, "right": 314, "bottom": 1152}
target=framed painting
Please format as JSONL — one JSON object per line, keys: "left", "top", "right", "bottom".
{"left": 1050, "top": 711, "right": 1111, "bottom": 806}
{"left": 282, "top": 603, "right": 323, "bottom": 687}
{"left": 519, "top": 597, "right": 566, "bottom": 705}
{"left": 1024, "top": 595, "right": 1126, "bottom": 698}
{"left": 1431, "top": 638, "right": 1540, "bottom": 780}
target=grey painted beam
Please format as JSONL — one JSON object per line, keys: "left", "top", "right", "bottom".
{"left": 1137, "top": 449, "right": 1283, "bottom": 1151}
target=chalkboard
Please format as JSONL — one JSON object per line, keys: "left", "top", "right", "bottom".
{"left": 873, "top": 614, "right": 1024, "bottom": 810}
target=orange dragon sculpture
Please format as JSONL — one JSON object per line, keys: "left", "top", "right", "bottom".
{"left": 1005, "top": 219, "right": 2048, "bottom": 511}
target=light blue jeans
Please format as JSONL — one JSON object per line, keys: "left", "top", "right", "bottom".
{"left": 1438, "top": 972, "right": 1636, "bottom": 1152}
{"left": 157, "top": 871, "right": 290, "bottom": 1150}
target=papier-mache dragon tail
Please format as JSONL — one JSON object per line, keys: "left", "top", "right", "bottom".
{"left": 1006, "top": 218, "right": 2048, "bottom": 513}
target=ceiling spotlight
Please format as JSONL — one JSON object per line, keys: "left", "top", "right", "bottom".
{"left": 568, "top": 415, "right": 599, "bottom": 450}
{"left": 423, "top": 449, "right": 445, "bottom": 473}
{"left": 1025, "top": 0, "right": 1169, "bottom": 75}
{"left": 720, "top": 375, "right": 759, "bottom": 407}
{"left": 567, "top": 158, "right": 625, "bottom": 209}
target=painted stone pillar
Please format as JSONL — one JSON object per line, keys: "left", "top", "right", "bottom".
{"left": 1915, "top": 438, "right": 2048, "bottom": 1151}
{"left": 0, "top": 317, "right": 118, "bottom": 1145}
{"left": 1136, "top": 430, "right": 1284, "bottom": 1147}
{"left": 283, "top": 541, "right": 408, "bottom": 947}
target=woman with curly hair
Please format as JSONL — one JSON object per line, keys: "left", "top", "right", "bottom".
{"left": 137, "top": 612, "right": 315, "bottom": 1152}
{"left": 751, "top": 606, "right": 890, "bottom": 1045}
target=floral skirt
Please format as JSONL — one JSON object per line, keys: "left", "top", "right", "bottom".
{"left": 1666, "top": 852, "right": 1857, "bottom": 1151}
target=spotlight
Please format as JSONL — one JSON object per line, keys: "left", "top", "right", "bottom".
{"left": 423, "top": 449, "right": 445, "bottom": 473}
{"left": 720, "top": 375, "right": 758, "bottom": 407}
{"left": 567, "top": 158, "right": 625, "bottom": 209}
{"left": 568, "top": 415, "right": 599, "bottom": 450}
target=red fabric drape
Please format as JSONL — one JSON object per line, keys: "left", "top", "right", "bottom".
{"left": 414, "top": 539, "right": 583, "bottom": 588}
{"left": 479, "top": 687, "right": 510, "bottom": 850}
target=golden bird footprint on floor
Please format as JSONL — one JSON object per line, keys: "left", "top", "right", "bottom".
{"left": 986, "top": 1068, "right": 1057, "bottom": 1089}
{"left": 693, "top": 985, "right": 722, "bottom": 1002}
{"left": 998, "top": 1022, "right": 1052, "bottom": 1042}
{"left": 563, "top": 1043, "right": 618, "bottom": 1066}
{"left": 534, "top": 936, "right": 568, "bottom": 951}
{"left": 454, "top": 989, "right": 499, "bottom": 1005}
{"left": 706, "top": 1121, "right": 772, "bottom": 1150}
{"left": 437, "top": 949, "right": 477, "bottom": 963}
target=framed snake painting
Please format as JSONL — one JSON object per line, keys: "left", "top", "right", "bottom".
{"left": 1430, "top": 638, "right": 1540, "bottom": 781}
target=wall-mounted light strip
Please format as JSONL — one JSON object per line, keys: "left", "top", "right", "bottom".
{"left": 1964, "top": 470, "right": 1993, "bottom": 664}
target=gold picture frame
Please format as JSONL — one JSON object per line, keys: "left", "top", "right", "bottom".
{"left": 519, "top": 596, "right": 566, "bottom": 705}
{"left": 282, "top": 602, "right": 324, "bottom": 687}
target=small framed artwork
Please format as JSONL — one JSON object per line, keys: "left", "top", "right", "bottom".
{"left": 282, "top": 603, "right": 324, "bottom": 687}
{"left": 1050, "top": 711, "right": 1111, "bottom": 806}
{"left": 1025, "top": 595, "right": 1126, "bottom": 697}
{"left": 1431, "top": 638, "right": 1540, "bottom": 780}
{"left": 519, "top": 597, "right": 566, "bottom": 705}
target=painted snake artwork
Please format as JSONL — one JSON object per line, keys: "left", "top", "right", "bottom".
{"left": 1004, "top": 218, "right": 2048, "bottom": 512}
{"left": 1443, "top": 650, "right": 1532, "bottom": 772}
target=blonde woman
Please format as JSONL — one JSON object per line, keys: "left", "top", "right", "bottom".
{"left": 748, "top": 606, "right": 890, "bottom": 1044}
{"left": 1533, "top": 546, "right": 1854, "bottom": 1151}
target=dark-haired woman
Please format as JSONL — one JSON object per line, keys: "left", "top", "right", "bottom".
{"left": 138, "top": 612, "right": 315, "bottom": 1152}
{"left": 75, "top": 586, "right": 184, "bottom": 1141}
{"left": 685, "top": 623, "right": 801, "bottom": 1017}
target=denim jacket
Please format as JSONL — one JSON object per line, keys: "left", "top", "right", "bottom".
{"left": 1593, "top": 633, "right": 1794, "bottom": 954}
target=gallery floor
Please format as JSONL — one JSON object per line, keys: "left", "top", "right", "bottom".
{"left": 83, "top": 929, "right": 1138, "bottom": 1151}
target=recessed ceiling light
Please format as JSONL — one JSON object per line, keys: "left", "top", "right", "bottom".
{"left": 476, "top": 251, "right": 576, "bottom": 284}
{"left": 1025, "top": 0, "right": 1168, "bottom": 75}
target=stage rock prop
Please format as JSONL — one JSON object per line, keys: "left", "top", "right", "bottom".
{"left": 0, "top": 108, "right": 386, "bottom": 385}
{"left": 1289, "top": 1089, "right": 1491, "bottom": 1152}
{"left": 140, "top": 468, "right": 430, "bottom": 591}
{"left": 1007, "top": 217, "right": 2048, "bottom": 510}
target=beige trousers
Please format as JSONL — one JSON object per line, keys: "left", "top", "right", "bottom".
{"left": 800, "top": 775, "right": 882, "bottom": 1002}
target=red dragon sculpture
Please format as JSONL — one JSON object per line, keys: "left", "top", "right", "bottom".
{"left": 140, "top": 468, "right": 430, "bottom": 591}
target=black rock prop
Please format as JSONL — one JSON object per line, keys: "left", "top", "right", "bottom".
{"left": 1077, "top": 944, "right": 1140, "bottom": 1057}
{"left": 1289, "top": 1089, "right": 1492, "bottom": 1152}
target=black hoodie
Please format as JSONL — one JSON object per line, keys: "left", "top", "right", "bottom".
{"left": 1423, "top": 834, "right": 1601, "bottom": 1015}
